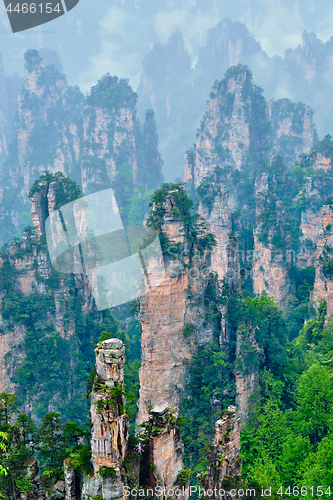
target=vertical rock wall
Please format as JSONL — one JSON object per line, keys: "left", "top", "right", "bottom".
{"left": 198, "top": 184, "right": 232, "bottom": 281}
{"left": 137, "top": 191, "right": 212, "bottom": 424}
{"left": 304, "top": 204, "right": 333, "bottom": 316}
{"left": 1, "top": 50, "right": 163, "bottom": 247}
{"left": 0, "top": 179, "right": 97, "bottom": 420}
{"left": 0, "top": 324, "right": 25, "bottom": 394}
{"left": 185, "top": 67, "right": 255, "bottom": 188}
{"left": 252, "top": 173, "right": 291, "bottom": 307}
{"left": 0, "top": 237, "right": 51, "bottom": 396}
{"left": 91, "top": 339, "right": 129, "bottom": 470}
{"left": 268, "top": 99, "right": 317, "bottom": 168}
{"left": 81, "top": 75, "right": 143, "bottom": 191}
{"left": 184, "top": 65, "right": 316, "bottom": 191}
{"left": 298, "top": 173, "right": 333, "bottom": 316}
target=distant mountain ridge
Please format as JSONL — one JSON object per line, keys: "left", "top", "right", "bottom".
{"left": 137, "top": 18, "right": 333, "bottom": 181}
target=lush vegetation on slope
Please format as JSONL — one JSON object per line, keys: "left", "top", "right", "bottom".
{"left": 242, "top": 301, "right": 333, "bottom": 499}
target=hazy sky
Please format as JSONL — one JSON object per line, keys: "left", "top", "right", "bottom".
{"left": 0, "top": 0, "right": 332, "bottom": 92}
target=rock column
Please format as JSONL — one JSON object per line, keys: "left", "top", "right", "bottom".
{"left": 82, "top": 338, "right": 129, "bottom": 500}
{"left": 198, "top": 406, "right": 242, "bottom": 498}
{"left": 143, "top": 404, "right": 185, "bottom": 497}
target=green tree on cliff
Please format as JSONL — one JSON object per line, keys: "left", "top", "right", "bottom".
{"left": 0, "top": 393, "right": 18, "bottom": 425}
{"left": 37, "top": 412, "right": 63, "bottom": 466}
{"left": 297, "top": 364, "right": 333, "bottom": 444}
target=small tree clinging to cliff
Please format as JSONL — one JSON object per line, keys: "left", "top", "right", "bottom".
{"left": 146, "top": 182, "right": 216, "bottom": 255}
{"left": 28, "top": 171, "right": 82, "bottom": 211}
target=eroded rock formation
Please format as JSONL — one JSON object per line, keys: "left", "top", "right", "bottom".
{"left": 139, "top": 404, "right": 186, "bottom": 498}
{"left": 300, "top": 203, "right": 333, "bottom": 316}
{"left": 15, "top": 458, "right": 66, "bottom": 500}
{"left": 185, "top": 66, "right": 264, "bottom": 188}
{"left": 198, "top": 184, "right": 232, "bottom": 281}
{"left": 252, "top": 173, "right": 291, "bottom": 307}
{"left": 0, "top": 178, "right": 96, "bottom": 420}
{"left": 268, "top": 99, "right": 316, "bottom": 168}
{"left": 184, "top": 65, "right": 316, "bottom": 191}
{"left": 198, "top": 406, "right": 242, "bottom": 498}
{"left": 0, "top": 49, "right": 163, "bottom": 247}
{"left": 137, "top": 190, "right": 213, "bottom": 424}
{"left": 82, "top": 338, "right": 129, "bottom": 500}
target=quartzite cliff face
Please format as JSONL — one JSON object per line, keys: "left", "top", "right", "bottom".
{"left": 83, "top": 338, "right": 187, "bottom": 499}
{"left": 183, "top": 65, "right": 333, "bottom": 427}
{"left": 185, "top": 65, "right": 333, "bottom": 314}
{"left": 298, "top": 176, "right": 333, "bottom": 316}
{"left": 252, "top": 173, "right": 291, "bottom": 306}
{"left": 137, "top": 190, "right": 213, "bottom": 424}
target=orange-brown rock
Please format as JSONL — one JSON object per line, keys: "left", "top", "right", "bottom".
{"left": 30, "top": 184, "right": 49, "bottom": 237}
{"left": 299, "top": 202, "right": 333, "bottom": 266}
{"left": 151, "top": 428, "right": 183, "bottom": 492}
{"left": 297, "top": 196, "right": 333, "bottom": 315}
{"left": 137, "top": 191, "right": 213, "bottom": 424}
{"left": 314, "top": 152, "right": 331, "bottom": 172}
{"left": 197, "top": 406, "right": 241, "bottom": 497}
{"left": 313, "top": 273, "right": 333, "bottom": 317}
{"left": 141, "top": 404, "right": 186, "bottom": 497}
{"left": 252, "top": 236, "right": 291, "bottom": 306}
{"left": 303, "top": 204, "right": 333, "bottom": 316}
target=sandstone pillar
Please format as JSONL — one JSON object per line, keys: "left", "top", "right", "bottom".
{"left": 198, "top": 406, "right": 242, "bottom": 498}
{"left": 137, "top": 191, "right": 212, "bottom": 424}
{"left": 82, "top": 338, "right": 129, "bottom": 500}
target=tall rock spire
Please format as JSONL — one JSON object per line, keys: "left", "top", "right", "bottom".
{"left": 82, "top": 338, "right": 129, "bottom": 500}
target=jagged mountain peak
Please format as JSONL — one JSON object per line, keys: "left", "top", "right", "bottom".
{"left": 185, "top": 64, "right": 270, "bottom": 187}
{"left": 195, "top": 18, "right": 262, "bottom": 81}
{"left": 185, "top": 64, "right": 317, "bottom": 188}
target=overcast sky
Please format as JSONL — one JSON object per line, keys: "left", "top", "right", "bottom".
{"left": 0, "top": 0, "right": 332, "bottom": 92}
